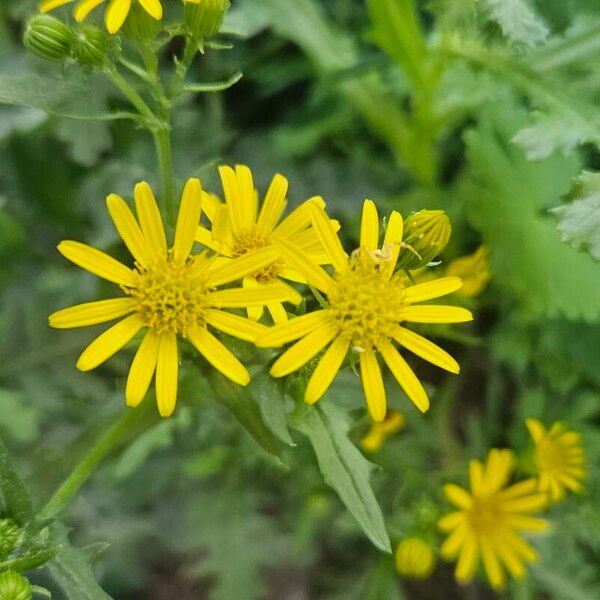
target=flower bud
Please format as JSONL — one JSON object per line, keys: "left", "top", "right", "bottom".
{"left": 71, "top": 25, "right": 115, "bottom": 68}
{"left": 0, "top": 519, "right": 20, "bottom": 559}
{"left": 122, "top": 3, "right": 161, "bottom": 43}
{"left": 395, "top": 538, "right": 436, "bottom": 579}
{"left": 0, "top": 571, "right": 32, "bottom": 600}
{"left": 23, "top": 15, "right": 73, "bottom": 63}
{"left": 396, "top": 210, "right": 451, "bottom": 270}
{"left": 184, "top": 0, "right": 230, "bottom": 40}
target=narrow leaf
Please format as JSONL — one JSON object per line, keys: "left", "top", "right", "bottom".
{"left": 0, "top": 437, "right": 34, "bottom": 526}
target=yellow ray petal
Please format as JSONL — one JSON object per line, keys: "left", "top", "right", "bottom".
{"left": 58, "top": 240, "right": 137, "bottom": 286}
{"left": 393, "top": 327, "right": 459, "bottom": 374}
{"left": 50, "top": 298, "right": 136, "bottom": 329}
{"left": 243, "top": 277, "right": 264, "bottom": 322}
{"left": 235, "top": 164, "right": 258, "bottom": 227}
{"left": 275, "top": 196, "right": 325, "bottom": 239}
{"left": 126, "top": 330, "right": 159, "bottom": 407}
{"left": 105, "top": 0, "right": 132, "bottom": 33}
{"left": 272, "top": 238, "right": 337, "bottom": 294}
{"left": 207, "top": 284, "right": 301, "bottom": 308}
{"left": 360, "top": 350, "right": 387, "bottom": 422}
{"left": 505, "top": 515, "right": 548, "bottom": 532}
{"left": 503, "top": 530, "right": 537, "bottom": 563}
{"left": 219, "top": 165, "right": 244, "bottom": 234}
{"left": 400, "top": 305, "right": 473, "bottom": 324}
{"left": 455, "top": 534, "right": 479, "bottom": 583}
{"left": 494, "top": 538, "right": 526, "bottom": 580}
{"left": 440, "top": 521, "right": 467, "bottom": 558}
{"left": 443, "top": 483, "right": 473, "bottom": 509}
{"left": 137, "top": 0, "right": 162, "bottom": 20}
{"left": 74, "top": 0, "right": 104, "bottom": 20}
{"left": 40, "top": 0, "right": 76, "bottom": 13}
{"left": 469, "top": 460, "right": 484, "bottom": 495}
{"left": 308, "top": 203, "right": 347, "bottom": 272}
{"left": 256, "top": 311, "right": 332, "bottom": 347}
{"left": 270, "top": 321, "right": 339, "bottom": 377}
{"left": 267, "top": 302, "right": 288, "bottom": 323}
{"left": 134, "top": 182, "right": 167, "bottom": 258}
{"left": 405, "top": 277, "right": 463, "bottom": 303}
{"left": 525, "top": 418, "right": 546, "bottom": 443}
{"left": 205, "top": 309, "right": 269, "bottom": 342}
{"left": 502, "top": 494, "right": 548, "bottom": 514}
{"left": 195, "top": 226, "right": 220, "bottom": 252}
{"left": 76, "top": 314, "right": 144, "bottom": 372}
{"left": 438, "top": 511, "right": 464, "bottom": 533}
{"left": 155, "top": 332, "right": 178, "bottom": 417}
{"left": 304, "top": 337, "right": 350, "bottom": 404}
{"left": 200, "top": 190, "right": 222, "bottom": 222}
{"left": 173, "top": 178, "right": 202, "bottom": 261}
{"left": 379, "top": 340, "right": 430, "bottom": 412}
{"left": 360, "top": 199, "right": 379, "bottom": 250}
{"left": 106, "top": 194, "right": 153, "bottom": 267}
{"left": 257, "top": 173, "right": 288, "bottom": 236}
{"left": 188, "top": 327, "right": 250, "bottom": 386}
{"left": 480, "top": 538, "right": 505, "bottom": 590}
{"left": 382, "top": 210, "right": 403, "bottom": 278}
{"left": 208, "top": 246, "right": 280, "bottom": 286}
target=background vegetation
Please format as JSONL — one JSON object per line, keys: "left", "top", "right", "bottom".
{"left": 0, "top": 0, "right": 599, "bottom": 598}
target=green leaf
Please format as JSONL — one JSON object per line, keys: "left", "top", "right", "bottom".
{"left": 46, "top": 523, "right": 112, "bottom": 600}
{"left": 209, "top": 372, "right": 284, "bottom": 462}
{"left": 460, "top": 102, "right": 600, "bottom": 321}
{"left": 551, "top": 171, "right": 600, "bottom": 261}
{"left": 483, "top": 0, "right": 548, "bottom": 47}
{"left": 0, "top": 437, "right": 33, "bottom": 526}
{"left": 248, "top": 371, "right": 295, "bottom": 447}
{"left": 290, "top": 399, "right": 391, "bottom": 553}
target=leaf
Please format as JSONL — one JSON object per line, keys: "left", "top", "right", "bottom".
{"left": 0, "top": 388, "right": 39, "bottom": 443}
{"left": 248, "top": 370, "right": 295, "bottom": 446}
{"left": 290, "top": 399, "right": 391, "bottom": 553}
{"left": 46, "top": 523, "right": 113, "bottom": 600}
{"left": 209, "top": 371, "right": 284, "bottom": 462}
{"left": 551, "top": 171, "right": 600, "bottom": 261}
{"left": 460, "top": 101, "right": 600, "bottom": 321}
{"left": 0, "top": 437, "right": 33, "bottom": 526}
{"left": 483, "top": 0, "right": 548, "bottom": 47}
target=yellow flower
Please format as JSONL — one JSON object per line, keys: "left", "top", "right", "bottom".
{"left": 526, "top": 419, "right": 585, "bottom": 503}
{"left": 49, "top": 180, "right": 299, "bottom": 417}
{"left": 361, "top": 410, "right": 405, "bottom": 452}
{"left": 39, "top": 0, "right": 163, "bottom": 34}
{"left": 196, "top": 165, "right": 336, "bottom": 324}
{"left": 439, "top": 449, "right": 549, "bottom": 590}
{"left": 446, "top": 246, "right": 491, "bottom": 298}
{"left": 257, "top": 200, "right": 473, "bottom": 422}
{"left": 395, "top": 537, "right": 436, "bottom": 579}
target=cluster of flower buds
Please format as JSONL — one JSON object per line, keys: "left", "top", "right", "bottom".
{"left": 0, "top": 570, "right": 32, "bottom": 600}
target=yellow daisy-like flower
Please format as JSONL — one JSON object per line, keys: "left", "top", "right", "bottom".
{"left": 439, "top": 449, "right": 549, "bottom": 590}
{"left": 195, "top": 165, "right": 336, "bottom": 324}
{"left": 39, "top": 0, "right": 163, "bottom": 34}
{"left": 446, "top": 246, "right": 491, "bottom": 298}
{"left": 526, "top": 419, "right": 585, "bottom": 503}
{"left": 49, "top": 179, "right": 299, "bottom": 417}
{"left": 395, "top": 537, "right": 436, "bottom": 579}
{"left": 361, "top": 409, "right": 404, "bottom": 452}
{"left": 256, "top": 200, "right": 473, "bottom": 422}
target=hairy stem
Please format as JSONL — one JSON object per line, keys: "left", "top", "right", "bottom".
{"left": 153, "top": 127, "right": 176, "bottom": 226}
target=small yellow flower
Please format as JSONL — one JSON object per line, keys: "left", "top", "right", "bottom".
{"left": 526, "top": 419, "right": 585, "bottom": 503}
{"left": 439, "top": 449, "right": 549, "bottom": 590}
{"left": 395, "top": 537, "right": 436, "bottom": 579}
{"left": 39, "top": 0, "right": 163, "bottom": 34}
{"left": 446, "top": 246, "right": 491, "bottom": 298}
{"left": 196, "top": 165, "right": 336, "bottom": 323}
{"left": 257, "top": 200, "right": 473, "bottom": 421}
{"left": 50, "top": 180, "right": 299, "bottom": 417}
{"left": 361, "top": 410, "right": 404, "bottom": 452}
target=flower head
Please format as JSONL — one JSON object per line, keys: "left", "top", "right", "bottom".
{"left": 196, "top": 165, "right": 336, "bottom": 323}
{"left": 446, "top": 246, "right": 491, "bottom": 298}
{"left": 395, "top": 537, "right": 436, "bottom": 579}
{"left": 439, "top": 449, "right": 549, "bottom": 590}
{"left": 361, "top": 409, "right": 404, "bottom": 452}
{"left": 39, "top": 0, "right": 163, "bottom": 34}
{"left": 257, "top": 200, "right": 472, "bottom": 421}
{"left": 526, "top": 419, "right": 585, "bottom": 503}
{"left": 50, "top": 180, "right": 299, "bottom": 417}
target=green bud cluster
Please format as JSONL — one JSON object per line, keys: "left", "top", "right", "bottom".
{"left": 71, "top": 26, "right": 116, "bottom": 68}
{"left": 0, "top": 519, "right": 20, "bottom": 559}
{"left": 0, "top": 571, "right": 31, "bottom": 600}
{"left": 184, "top": 0, "right": 230, "bottom": 40}
{"left": 396, "top": 209, "right": 451, "bottom": 270}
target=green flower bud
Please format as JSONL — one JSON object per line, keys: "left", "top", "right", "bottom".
{"left": 0, "top": 519, "right": 20, "bottom": 559}
{"left": 122, "top": 3, "right": 161, "bottom": 43}
{"left": 184, "top": 0, "right": 230, "bottom": 40}
{"left": 71, "top": 26, "right": 116, "bottom": 68}
{"left": 23, "top": 15, "right": 73, "bottom": 63}
{"left": 0, "top": 571, "right": 31, "bottom": 600}
{"left": 396, "top": 209, "right": 451, "bottom": 270}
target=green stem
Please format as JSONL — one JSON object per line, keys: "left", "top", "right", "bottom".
{"left": 153, "top": 127, "right": 176, "bottom": 226}
{"left": 38, "top": 405, "right": 151, "bottom": 521}
{"left": 104, "top": 66, "right": 157, "bottom": 125}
